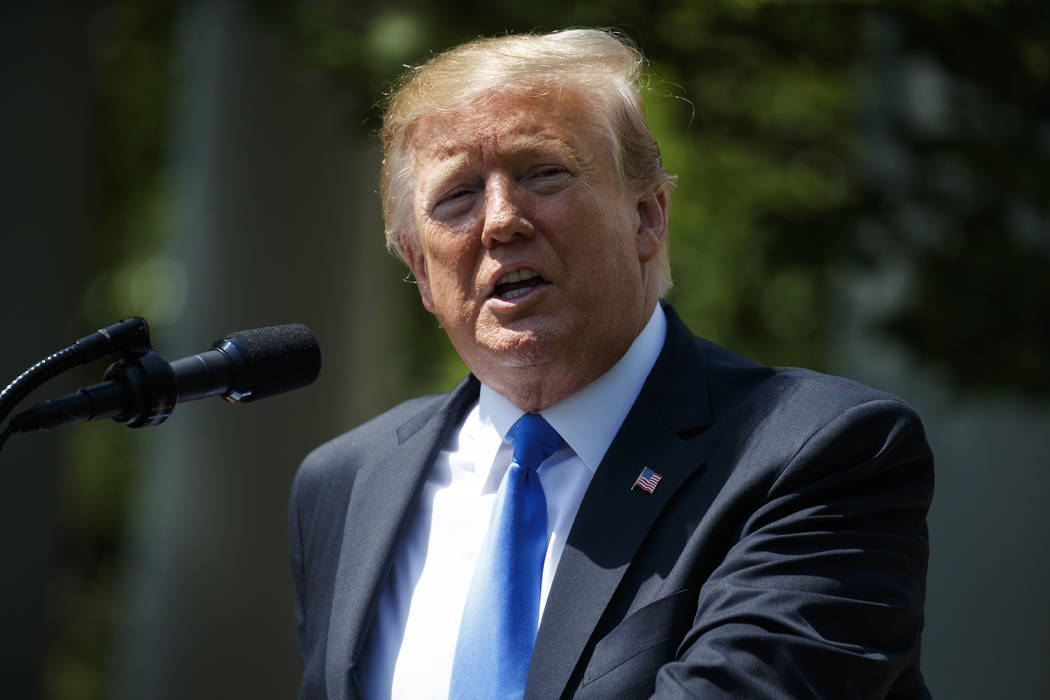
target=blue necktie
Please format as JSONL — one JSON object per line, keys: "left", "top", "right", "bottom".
{"left": 449, "top": 413, "right": 563, "bottom": 699}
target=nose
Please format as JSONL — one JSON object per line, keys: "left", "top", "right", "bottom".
{"left": 480, "top": 176, "right": 535, "bottom": 249}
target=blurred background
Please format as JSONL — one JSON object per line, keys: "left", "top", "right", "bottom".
{"left": 2, "top": 1, "right": 1047, "bottom": 698}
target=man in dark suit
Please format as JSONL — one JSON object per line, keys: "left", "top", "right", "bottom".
{"left": 289, "top": 29, "right": 933, "bottom": 699}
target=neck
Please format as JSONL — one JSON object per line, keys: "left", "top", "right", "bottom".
{"left": 478, "top": 298, "right": 659, "bottom": 412}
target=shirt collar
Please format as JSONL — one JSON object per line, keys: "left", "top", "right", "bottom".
{"left": 479, "top": 304, "right": 667, "bottom": 473}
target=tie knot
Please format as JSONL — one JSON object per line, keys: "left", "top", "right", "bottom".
{"left": 506, "top": 413, "right": 563, "bottom": 471}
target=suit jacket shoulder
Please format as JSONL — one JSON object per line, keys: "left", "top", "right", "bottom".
{"left": 290, "top": 389, "right": 454, "bottom": 582}
{"left": 295, "top": 392, "right": 446, "bottom": 492}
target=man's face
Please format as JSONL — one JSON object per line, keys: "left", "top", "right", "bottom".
{"left": 404, "top": 87, "right": 667, "bottom": 408}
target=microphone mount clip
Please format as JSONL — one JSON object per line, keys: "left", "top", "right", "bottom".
{"left": 10, "top": 340, "right": 177, "bottom": 433}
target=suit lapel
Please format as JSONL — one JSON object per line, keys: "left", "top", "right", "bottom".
{"left": 526, "top": 305, "right": 714, "bottom": 699}
{"left": 324, "top": 378, "right": 479, "bottom": 700}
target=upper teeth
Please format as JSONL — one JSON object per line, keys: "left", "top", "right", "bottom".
{"left": 497, "top": 269, "right": 539, "bottom": 286}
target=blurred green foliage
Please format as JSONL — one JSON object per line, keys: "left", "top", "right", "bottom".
{"left": 857, "top": 3, "right": 1050, "bottom": 395}
{"left": 45, "top": 0, "right": 1049, "bottom": 698}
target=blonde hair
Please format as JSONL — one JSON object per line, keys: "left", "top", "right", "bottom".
{"left": 380, "top": 28, "right": 675, "bottom": 294}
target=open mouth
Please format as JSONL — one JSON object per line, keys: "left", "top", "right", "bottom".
{"left": 491, "top": 268, "right": 547, "bottom": 300}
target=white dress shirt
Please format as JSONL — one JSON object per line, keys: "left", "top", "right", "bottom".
{"left": 359, "top": 305, "right": 667, "bottom": 700}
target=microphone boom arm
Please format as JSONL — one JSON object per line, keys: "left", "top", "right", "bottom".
{"left": 0, "top": 316, "right": 150, "bottom": 426}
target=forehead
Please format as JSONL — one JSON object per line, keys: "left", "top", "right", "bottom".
{"left": 408, "top": 88, "right": 608, "bottom": 169}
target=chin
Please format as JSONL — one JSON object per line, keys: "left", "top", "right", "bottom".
{"left": 476, "top": 327, "right": 560, "bottom": 370}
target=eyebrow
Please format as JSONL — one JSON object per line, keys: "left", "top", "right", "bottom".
{"left": 420, "top": 133, "right": 582, "bottom": 181}
{"left": 497, "top": 132, "right": 580, "bottom": 160}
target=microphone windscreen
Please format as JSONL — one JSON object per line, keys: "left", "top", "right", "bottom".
{"left": 225, "top": 324, "right": 321, "bottom": 402}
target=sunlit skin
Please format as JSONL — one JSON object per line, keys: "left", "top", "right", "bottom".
{"left": 403, "top": 87, "right": 669, "bottom": 411}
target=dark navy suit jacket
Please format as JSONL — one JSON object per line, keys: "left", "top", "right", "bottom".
{"left": 289, "top": 304, "right": 933, "bottom": 698}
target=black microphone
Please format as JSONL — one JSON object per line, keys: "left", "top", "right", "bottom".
{"left": 10, "top": 324, "right": 321, "bottom": 433}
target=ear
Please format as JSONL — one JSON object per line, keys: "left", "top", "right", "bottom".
{"left": 403, "top": 236, "right": 436, "bottom": 313}
{"left": 635, "top": 188, "right": 669, "bottom": 263}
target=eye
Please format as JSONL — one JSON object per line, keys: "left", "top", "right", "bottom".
{"left": 531, "top": 166, "right": 566, "bottom": 179}
{"left": 431, "top": 187, "right": 477, "bottom": 219}
{"left": 526, "top": 165, "right": 572, "bottom": 192}
{"left": 443, "top": 188, "right": 472, "bottom": 203}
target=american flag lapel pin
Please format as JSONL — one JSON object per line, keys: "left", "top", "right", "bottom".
{"left": 632, "top": 467, "right": 662, "bottom": 493}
